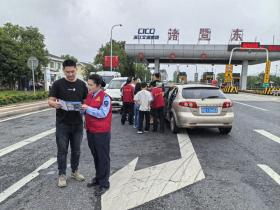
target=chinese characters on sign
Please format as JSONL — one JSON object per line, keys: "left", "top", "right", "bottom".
{"left": 198, "top": 28, "right": 211, "bottom": 41}
{"left": 167, "top": 28, "right": 180, "bottom": 43}
{"left": 263, "top": 60, "right": 271, "bottom": 87}
{"left": 230, "top": 29, "right": 243, "bottom": 42}
{"left": 133, "top": 28, "right": 160, "bottom": 43}
{"left": 224, "top": 64, "right": 233, "bottom": 83}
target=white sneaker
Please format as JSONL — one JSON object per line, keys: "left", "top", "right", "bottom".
{"left": 58, "top": 175, "right": 67, "bottom": 188}
{"left": 137, "top": 131, "right": 143, "bottom": 134}
{"left": 71, "top": 170, "right": 85, "bottom": 182}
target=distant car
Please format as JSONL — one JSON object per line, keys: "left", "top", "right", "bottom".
{"left": 92, "top": 71, "right": 121, "bottom": 88}
{"left": 165, "top": 84, "right": 234, "bottom": 134}
{"left": 105, "top": 77, "right": 128, "bottom": 111}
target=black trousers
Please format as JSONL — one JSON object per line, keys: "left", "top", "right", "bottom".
{"left": 121, "top": 102, "right": 134, "bottom": 124}
{"left": 87, "top": 131, "right": 110, "bottom": 188}
{"left": 139, "top": 111, "right": 150, "bottom": 131}
{"left": 151, "top": 107, "right": 165, "bottom": 132}
{"left": 56, "top": 122, "right": 83, "bottom": 175}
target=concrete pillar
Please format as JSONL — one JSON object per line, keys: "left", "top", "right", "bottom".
{"left": 154, "top": 59, "right": 160, "bottom": 73}
{"left": 240, "top": 60, "right": 248, "bottom": 90}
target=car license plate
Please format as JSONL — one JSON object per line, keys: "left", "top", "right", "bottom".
{"left": 201, "top": 107, "right": 218, "bottom": 113}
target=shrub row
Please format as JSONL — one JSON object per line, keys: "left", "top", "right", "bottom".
{"left": 0, "top": 91, "right": 48, "bottom": 106}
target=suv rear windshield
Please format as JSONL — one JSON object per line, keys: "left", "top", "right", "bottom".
{"left": 108, "top": 80, "right": 126, "bottom": 89}
{"left": 182, "top": 87, "right": 226, "bottom": 99}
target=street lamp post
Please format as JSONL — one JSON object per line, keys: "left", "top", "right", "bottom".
{"left": 110, "top": 24, "right": 122, "bottom": 71}
{"left": 276, "top": 64, "right": 278, "bottom": 77}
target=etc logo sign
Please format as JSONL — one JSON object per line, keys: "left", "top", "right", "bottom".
{"left": 138, "top": 28, "right": 156, "bottom": 35}
{"left": 134, "top": 28, "right": 159, "bottom": 40}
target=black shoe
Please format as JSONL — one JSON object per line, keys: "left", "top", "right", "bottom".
{"left": 95, "top": 186, "right": 109, "bottom": 196}
{"left": 87, "top": 178, "right": 99, "bottom": 188}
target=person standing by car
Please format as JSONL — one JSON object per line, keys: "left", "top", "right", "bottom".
{"left": 48, "top": 59, "right": 88, "bottom": 188}
{"left": 82, "top": 74, "right": 112, "bottom": 196}
{"left": 151, "top": 82, "right": 165, "bottom": 133}
{"left": 133, "top": 82, "right": 142, "bottom": 129}
{"left": 121, "top": 77, "right": 134, "bottom": 125}
{"left": 134, "top": 82, "right": 153, "bottom": 134}
{"left": 150, "top": 73, "right": 164, "bottom": 91}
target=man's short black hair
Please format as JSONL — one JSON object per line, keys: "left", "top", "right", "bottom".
{"left": 63, "top": 59, "right": 76, "bottom": 68}
{"left": 153, "top": 73, "right": 161, "bottom": 79}
{"left": 141, "top": 82, "right": 147, "bottom": 89}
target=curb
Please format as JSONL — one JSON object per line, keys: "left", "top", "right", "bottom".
{"left": 0, "top": 101, "right": 50, "bottom": 119}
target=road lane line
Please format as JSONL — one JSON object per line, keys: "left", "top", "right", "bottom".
{"left": 258, "top": 164, "right": 280, "bottom": 185}
{"left": 0, "top": 158, "right": 56, "bottom": 203}
{"left": 254, "top": 130, "right": 280, "bottom": 145}
{"left": 0, "top": 108, "right": 52, "bottom": 123}
{"left": 1, "top": 105, "right": 49, "bottom": 114}
{"left": 0, "top": 128, "right": 55, "bottom": 157}
{"left": 234, "top": 101, "right": 268, "bottom": 111}
{"left": 0, "top": 101, "right": 47, "bottom": 111}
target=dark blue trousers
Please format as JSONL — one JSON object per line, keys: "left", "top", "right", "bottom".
{"left": 87, "top": 131, "right": 111, "bottom": 188}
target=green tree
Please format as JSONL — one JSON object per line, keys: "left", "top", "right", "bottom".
{"left": 82, "top": 63, "right": 99, "bottom": 80}
{"left": 134, "top": 63, "right": 151, "bottom": 81}
{"left": 216, "top": 73, "right": 225, "bottom": 83}
{"left": 0, "top": 23, "right": 48, "bottom": 89}
{"left": 94, "top": 40, "right": 134, "bottom": 76}
{"left": 61, "top": 54, "right": 78, "bottom": 63}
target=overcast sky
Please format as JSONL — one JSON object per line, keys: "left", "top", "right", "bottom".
{"left": 0, "top": 0, "right": 280, "bottom": 80}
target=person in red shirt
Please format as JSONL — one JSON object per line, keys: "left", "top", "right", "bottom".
{"left": 121, "top": 77, "right": 134, "bottom": 125}
{"left": 82, "top": 74, "right": 112, "bottom": 196}
{"left": 151, "top": 82, "right": 165, "bottom": 133}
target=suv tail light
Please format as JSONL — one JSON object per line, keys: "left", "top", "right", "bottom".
{"left": 179, "top": 101, "right": 198, "bottom": 108}
{"left": 222, "top": 101, "right": 233, "bottom": 108}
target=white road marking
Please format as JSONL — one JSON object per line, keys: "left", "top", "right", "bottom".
{"left": 0, "top": 108, "right": 52, "bottom": 123}
{"left": 258, "top": 164, "right": 280, "bottom": 185}
{"left": 1, "top": 105, "right": 48, "bottom": 114}
{"left": 0, "top": 101, "right": 48, "bottom": 111}
{"left": 102, "top": 132, "right": 205, "bottom": 210}
{"left": 254, "top": 130, "right": 280, "bottom": 145}
{"left": 0, "top": 158, "right": 56, "bottom": 203}
{"left": 234, "top": 101, "right": 268, "bottom": 111}
{"left": 0, "top": 128, "right": 55, "bottom": 157}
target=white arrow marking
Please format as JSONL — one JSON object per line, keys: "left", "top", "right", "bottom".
{"left": 102, "top": 132, "right": 205, "bottom": 210}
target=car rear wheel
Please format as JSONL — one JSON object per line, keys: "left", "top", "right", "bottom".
{"left": 219, "top": 127, "right": 232, "bottom": 135}
{"left": 170, "top": 114, "right": 179, "bottom": 134}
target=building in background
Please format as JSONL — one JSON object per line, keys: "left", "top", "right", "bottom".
{"left": 42, "top": 54, "right": 64, "bottom": 91}
{"left": 43, "top": 54, "right": 91, "bottom": 91}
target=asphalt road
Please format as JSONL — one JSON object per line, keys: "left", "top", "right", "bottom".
{"left": 0, "top": 93, "right": 279, "bottom": 210}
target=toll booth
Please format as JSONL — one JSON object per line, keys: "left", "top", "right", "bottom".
{"left": 232, "top": 73, "right": 240, "bottom": 87}
{"left": 201, "top": 72, "right": 214, "bottom": 84}
{"left": 174, "top": 72, "right": 188, "bottom": 84}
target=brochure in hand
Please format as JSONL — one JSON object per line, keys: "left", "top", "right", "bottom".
{"left": 58, "top": 99, "right": 82, "bottom": 111}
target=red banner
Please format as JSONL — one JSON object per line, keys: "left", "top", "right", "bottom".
{"left": 104, "top": 56, "right": 119, "bottom": 68}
